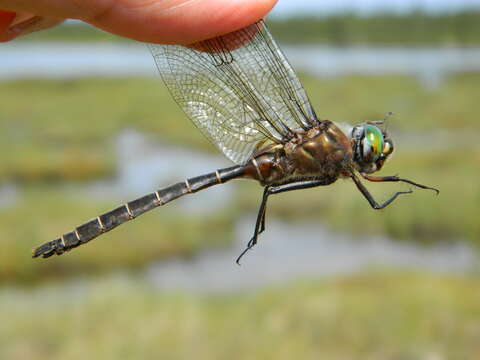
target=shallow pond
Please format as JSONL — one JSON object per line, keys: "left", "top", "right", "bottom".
{"left": 2, "top": 42, "right": 480, "bottom": 89}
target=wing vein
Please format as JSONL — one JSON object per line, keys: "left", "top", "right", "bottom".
{"left": 148, "top": 20, "right": 318, "bottom": 164}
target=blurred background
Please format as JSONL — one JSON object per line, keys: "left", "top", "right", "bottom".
{"left": 1, "top": 0, "right": 480, "bottom": 359}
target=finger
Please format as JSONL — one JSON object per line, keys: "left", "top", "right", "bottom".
{"left": 87, "top": 0, "right": 279, "bottom": 44}
{"left": 0, "top": 0, "right": 278, "bottom": 44}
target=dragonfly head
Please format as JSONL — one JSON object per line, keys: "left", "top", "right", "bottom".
{"left": 351, "top": 123, "right": 394, "bottom": 174}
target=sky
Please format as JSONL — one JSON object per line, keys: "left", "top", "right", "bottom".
{"left": 270, "top": 0, "right": 480, "bottom": 16}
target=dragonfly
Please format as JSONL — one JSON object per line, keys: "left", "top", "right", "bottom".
{"left": 33, "top": 20, "right": 438, "bottom": 263}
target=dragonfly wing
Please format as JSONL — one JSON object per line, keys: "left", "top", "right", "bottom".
{"left": 148, "top": 20, "right": 317, "bottom": 165}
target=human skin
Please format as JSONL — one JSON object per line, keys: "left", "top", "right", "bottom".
{"left": 0, "top": 0, "right": 277, "bottom": 43}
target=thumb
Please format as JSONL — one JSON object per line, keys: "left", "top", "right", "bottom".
{"left": 87, "top": 0, "right": 279, "bottom": 44}
{"left": 0, "top": 0, "right": 278, "bottom": 44}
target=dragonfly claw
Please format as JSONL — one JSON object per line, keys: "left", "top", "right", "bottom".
{"left": 236, "top": 237, "right": 258, "bottom": 265}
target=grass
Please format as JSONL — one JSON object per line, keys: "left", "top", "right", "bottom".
{"left": 301, "top": 72, "right": 480, "bottom": 131}
{"left": 1, "top": 142, "right": 478, "bottom": 284}
{"left": 0, "top": 73, "right": 479, "bottom": 283}
{"left": 0, "top": 186, "right": 235, "bottom": 284}
{"left": 0, "top": 72, "right": 479, "bottom": 358}
{"left": 0, "top": 78, "right": 214, "bottom": 183}
{"left": 1, "top": 74, "right": 480, "bottom": 183}
{"left": 1, "top": 144, "right": 478, "bottom": 284}
{"left": 235, "top": 146, "right": 480, "bottom": 243}
{"left": 268, "top": 12, "right": 480, "bottom": 45}
{"left": 1, "top": 271, "right": 479, "bottom": 359}
{"left": 18, "top": 12, "right": 480, "bottom": 45}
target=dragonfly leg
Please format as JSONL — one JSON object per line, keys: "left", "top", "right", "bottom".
{"left": 352, "top": 173, "right": 414, "bottom": 209}
{"left": 360, "top": 173, "right": 439, "bottom": 194}
{"left": 259, "top": 211, "right": 266, "bottom": 234}
{"left": 237, "top": 186, "right": 270, "bottom": 264}
{"left": 258, "top": 194, "right": 268, "bottom": 235}
{"left": 236, "top": 179, "right": 331, "bottom": 264}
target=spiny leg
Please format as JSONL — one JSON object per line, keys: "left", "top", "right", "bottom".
{"left": 352, "top": 173, "right": 414, "bottom": 209}
{"left": 259, "top": 198, "right": 268, "bottom": 234}
{"left": 236, "top": 186, "right": 270, "bottom": 264}
{"left": 236, "top": 179, "right": 332, "bottom": 264}
{"left": 361, "top": 173, "right": 439, "bottom": 194}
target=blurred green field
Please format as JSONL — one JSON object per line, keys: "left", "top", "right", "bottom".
{"left": 1, "top": 73, "right": 479, "bottom": 283}
{"left": 3, "top": 12, "right": 480, "bottom": 359}
{"left": 236, "top": 146, "right": 479, "bottom": 241}
{"left": 2, "top": 73, "right": 479, "bottom": 183}
{"left": 0, "top": 186, "right": 235, "bottom": 284}
{"left": 1, "top": 271, "right": 479, "bottom": 360}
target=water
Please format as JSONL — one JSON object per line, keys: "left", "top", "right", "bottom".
{"left": 146, "top": 217, "right": 477, "bottom": 293}
{"left": 1, "top": 130, "right": 478, "bottom": 292}
{"left": 83, "top": 128, "right": 474, "bottom": 214}
{"left": 288, "top": 45, "right": 480, "bottom": 89}
{"left": 1, "top": 40, "right": 478, "bottom": 293}
{"left": 0, "top": 183, "right": 17, "bottom": 209}
{"left": 68, "top": 132, "right": 480, "bottom": 292}
{"left": 2, "top": 42, "right": 480, "bottom": 89}
{"left": 0, "top": 42, "right": 156, "bottom": 79}
{"left": 82, "top": 132, "right": 480, "bottom": 292}
{"left": 85, "top": 130, "right": 235, "bottom": 213}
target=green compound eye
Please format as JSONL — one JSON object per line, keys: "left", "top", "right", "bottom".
{"left": 363, "top": 125, "right": 384, "bottom": 160}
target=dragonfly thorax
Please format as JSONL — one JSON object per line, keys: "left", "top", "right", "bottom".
{"left": 351, "top": 123, "right": 394, "bottom": 174}
{"left": 244, "top": 121, "right": 354, "bottom": 186}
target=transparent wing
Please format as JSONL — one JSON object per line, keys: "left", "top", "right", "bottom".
{"left": 148, "top": 20, "right": 318, "bottom": 165}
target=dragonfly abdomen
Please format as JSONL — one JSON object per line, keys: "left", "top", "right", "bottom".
{"left": 32, "top": 165, "right": 244, "bottom": 258}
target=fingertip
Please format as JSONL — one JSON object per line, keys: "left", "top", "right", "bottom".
{"left": 201, "top": 0, "right": 278, "bottom": 41}
{"left": 157, "top": 0, "right": 278, "bottom": 44}
{"left": 170, "top": 0, "right": 278, "bottom": 44}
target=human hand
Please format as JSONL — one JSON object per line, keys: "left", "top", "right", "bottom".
{"left": 0, "top": 0, "right": 277, "bottom": 43}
